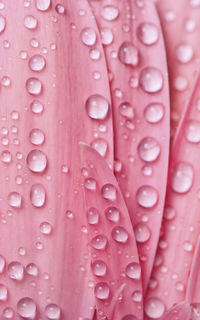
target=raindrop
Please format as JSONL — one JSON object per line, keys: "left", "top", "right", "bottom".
{"left": 140, "top": 67, "right": 163, "bottom": 93}
{"left": 174, "top": 76, "right": 188, "bottom": 91}
{"left": 85, "top": 94, "right": 109, "bottom": 120}
{"left": 92, "top": 260, "right": 107, "bottom": 276}
{"left": 105, "top": 206, "right": 120, "bottom": 222}
{"left": 176, "top": 44, "right": 193, "bottom": 64}
{"left": 190, "top": 0, "right": 200, "bottom": 7}
{"left": 17, "top": 297, "right": 36, "bottom": 319}
{"left": 11, "top": 110, "right": 19, "bottom": 120}
{"left": 0, "top": 15, "right": 6, "bottom": 33}
{"left": 119, "top": 102, "right": 134, "bottom": 119}
{"left": 185, "top": 19, "right": 196, "bottom": 32}
{"left": 31, "top": 100, "right": 44, "bottom": 114}
{"left": 134, "top": 223, "right": 151, "bottom": 243}
{"left": 142, "top": 165, "right": 153, "bottom": 177}
{"left": 26, "top": 78, "right": 42, "bottom": 95}
{"left": 164, "top": 206, "right": 176, "bottom": 220}
{"left": 30, "top": 184, "right": 46, "bottom": 207}
{"left": 35, "top": 0, "right": 51, "bottom": 11}
{"left": 55, "top": 4, "right": 65, "bottom": 14}
{"left": 29, "top": 55, "right": 46, "bottom": 72}
{"left": 87, "top": 207, "right": 99, "bottom": 225}
{"left": 91, "top": 139, "right": 108, "bottom": 157}
{"left": 7, "top": 261, "right": 24, "bottom": 281}
{"left": 95, "top": 282, "right": 110, "bottom": 300}
{"left": 29, "top": 128, "right": 45, "bottom": 145}
{"left": 170, "top": 162, "right": 194, "bottom": 193}
{"left": 183, "top": 241, "right": 193, "bottom": 252}
{"left": 81, "top": 28, "right": 96, "bottom": 46}
{"left": 3, "top": 307, "right": 14, "bottom": 319}
{"left": 40, "top": 222, "right": 52, "bottom": 235}
{"left": 8, "top": 192, "right": 22, "bottom": 208}
{"left": 145, "top": 298, "right": 165, "bottom": 319}
{"left": 184, "top": 120, "right": 200, "bottom": 143}
{"left": 0, "top": 255, "right": 5, "bottom": 273}
{"left": 137, "top": 23, "right": 159, "bottom": 45}
{"left": 2, "top": 76, "right": 11, "bottom": 87}
{"left": 122, "top": 316, "right": 138, "bottom": 320}
{"left": 27, "top": 149, "right": 47, "bottom": 173}
{"left": 176, "top": 281, "right": 184, "bottom": 292}
{"left": 0, "top": 284, "right": 7, "bottom": 301}
{"left": 101, "top": 5, "right": 119, "bottom": 21}
{"left": 24, "top": 15, "right": 38, "bottom": 29}
{"left": 138, "top": 137, "right": 160, "bottom": 162}
{"left": 118, "top": 41, "right": 139, "bottom": 67}
{"left": 90, "top": 48, "right": 100, "bottom": 60}
{"left": 136, "top": 185, "right": 158, "bottom": 208}
{"left": 101, "top": 184, "right": 117, "bottom": 201}
{"left": 25, "top": 263, "right": 38, "bottom": 277}
{"left": 112, "top": 226, "right": 128, "bottom": 243}
{"left": 126, "top": 262, "right": 141, "bottom": 280}
{"left": 101, "top": 28, "right": 113, "bottom": 45}
{"left": 1, "top": 150, "right": 12, "bottom": 163}
{"left": 144, "top": 103, "right": 164, "bottom": 123}
{"left": 131, "top": 291, "right": 143, "bottom": 302}
{"left": 45, "top": 303, "right": 61, "bottom": 319}
{"left": 91, "top": 235, "right": 107, "bottom": 250}
{"left": 84, "top": 178, "right": 96, "bottom": 191}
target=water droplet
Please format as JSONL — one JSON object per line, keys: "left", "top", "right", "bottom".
{"left": 29, "top": 55, "right": 46, "bottom": 72}
{"left": 31, "top": 100, "right": 44, "bottom": 114}
{"left": 7, "top": 261, "right": 24, "bottom": 280}
{"left": 137, "top": 23, "right": 159, "bottom": 45}
{"left": 30, "top": 184, "right": 46, "bottom": 207}
{"left": 8, "top": 192, "right": 22, "bottom": 208}
{"left": 1, "top": 150, "right": 12, "bottom": 163}
{"left": 45, "top": 303, "right": 61, "bottom": 319}
{"left": 0, "top": 15, "right": 6, "bottom": 33}
{"left": 92, "top": 260, "right": 107, "bottom": 276}
{"left": 145, "top": 298, "right": 165, "bottom": 319}
{"left": 122, "top": 315, "right": 138, "bottom": 320}
{"left": 84, "top": 178, "right": 96, "bottom": 191}
{"left": 101, "top": 184, "right": 117, "bottom": 201}
{"left": 176, "top": 44, "right": 193, "bottom": 64}
{"left": 101, "top": 28, "right": 113, "bottom": 45}
{"left": 131, "top": 290, "right": 143, "bottom": 302}
{"left": 190, "top": 0, "right": 200, "bottom": 7}
{"left": 95, "top": 282, "right": 110, "bottom": 300}
{"left": 29, "top": 128, "right": 45, "bottom": 145}
{"left": 112, "top": 226, "right": 128, "bottom": 243}
{"left": 26, "top": 78, "right": 42, "bottom": 95}
{"left": 24, "top": 15, "right": 38, "bottom": 29}
{"left": 91, "top": 235, "right": 107, "bottom": 250}
{"left": 185, "top": 19, "right": 196, "bottom": 32}
{"left": 136, "top": 185, "right": 158, "bottom": 208}
{"left": 183, "top": 241, "right": 193, "bottom": 252}
{"left": 40, "top": 222, "right": 52, "bottom": 235}
{"left": 105, "top": 206, "right": 120, "bottom": 222}
{"left": 17, "top": 297, "right": 36, "bottom": 319}
{"left": 85, "top": 94, "right": 109, "bottom": 120}
{"left": 134, "top": 222, "right": 151, "bottom": 243}
{"left": 0, "top": 255, "right": 5, "bottom": 273}
{"left": 2, "top": 76, "right": 11, "bottom": 87}
{"left": 174, "top": 76, "right": 188, "bottom": 91}
{"left": 27, "top": 150, "right": 47, "bottom": 172}
{"left": 0, "top": 284, "right": 7, "bottom": 301}
{"left": 144, "top": 103, "right": 164, "bottom": 123}
{"left": 66, "top": 210, "right": 74, "bottom": 219}
{"left": 119, "top": 102, "right": 134, "bottom": 119}
{"left": 87, "top": 207, "right": 99, "bottom": 225}
{"left": 142, "top": 165, "right": 153, "bottom": 177}
{"left": 3, "top": 307, "right": 14, "bottom": 319}
{"left": 164, "top": 206, "right": 176, "bottom": 220}
{"left": 118, "top": 41, "right": 139, "bottom": 67}
{"left": 55, "top": 4, "right": 65, "bottom": 14}
{"left": 170, "top": 162, "right": 194, "bottom": 193}
{"left": 101, "top": 5, "right": 119, "bottom": 21}
{"left": 81, "top": 28, "right": 96, "bottom": 46}
{"left": 138, "top": 137, "right": 160, "bottom": 162}
{"left": 176, "top": 281, "right": 184, "bottom": 292}
{"left": 126, "top": 262, "right": 141, "bottom": 279}
{"left": 35, "top": 0, "right": 51, "bottom": 11}
{"left": 184, "top": 120, "right": 200, "bottom": 143}
{"left": 11, "top": 110, "right": 19, "bottom": 120}
{"left": 90, "top": 48, "right": 100, "bottom": 60}
{"left": 91, "top": 138, "right": 108, "bottom": 157}
{"left": 25, "top": 263, "right": 38, "bottom": 277}
{"left": 18, "top": 247, "right": 26, "bottom": 256}
{"left": 140, "top": 67, "right": 163, "bottom": 93}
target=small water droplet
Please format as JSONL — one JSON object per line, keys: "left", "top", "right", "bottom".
{"left": 176, "top": 44, "right": 193, "bottom": 64}
{"left": 29, "top": 55, "right": 46, "bottom": 72}
{"left": 175, "top": 281, "right": 184, "bottom": 292}
{"left": 164, "top": 206, "right": 176, "bottom": 220}
{"left": 112, "top": 226, "right": 128, "bottom": 243}
{"left": 87, "top": 207, "right": 99, "bottom": 225}
{"left": 1, "top": 150, "right": 12, "bottom": 163}
{"left": 31, "top": 100, "right": 44, "bottom": 114}
{"left": 3, "top": 307, "right": 14, "bottom": 319}
{"left": 105, "top": 206, "right": 120, "bottom": 222}
{"left": 185, "top": 19, "right": 196, "bottom": 32}
{"left": 101, "top": 28, "right": 113, "bottom": 45}
{"left": 183, "top": 241, "right": 193, "bottom": 252}
{"left": 55, "top": 4, "right": 65, "bottom": 14}
{"left": 40, "top": 222, "right": 52, "bottom": 235}
{"left": 30, "top": 184, "right": 46, "bottom": 207}
{"left": 8, "top": 192, "right": 22, "bottom": 208}
{"left": 170, "top": 162, "right": 194, "bottom": 193}
{"left": 92, "top": 260, "right": 107, "bottom": 276}
{"left": 29, "top": 128, "right": 45, "bottom": 145}
{"left": 138, "top": 137, "right": 160, "bottom": 162}
{"left": 26, "top": 263, "right": 38, "bottom": 277}
{"left": 81, "top": 27, "right": 96, "bottom": 46}
{"left": 101, "top": 5, "right": 119, "bottom": 21}
{"left": 0, "top": 255, "right": 5, "bottom": 273}
{"left": 0, "top": 14, "right": 6, "bottom": 33}
{"left": 2, "top": 76, "right": 11, "bottom": 87}
{"left": 45, "top": 303, "right": 61, "bottom": 319}
{"left": 145, "top": 298, "right": 165, "bottom": 318}
{"left": 118, "top": 41, "right": 139, "bottom": 67}
{"left": 119, "top": 102, "right": 134, "bottom": 119}
{"left": 91, "top": 138, "right": 108, "bottom": 157}
{"left": 95, "top": 282, "right": 110, "bottom": 300}
{"left": 24, "top": 15, "right": 38, "bottom": 29}
{"left": 86, "top": 94, "right": 109, "bottom": 120}
{"left": 190, "top": 0, "right": 200, "bottom": 7}
{"left": 140, "top": 67, "right": 163, "bottom": 93}
{"left": 126, "top": 262, "right": 141, "bottom": 279}
{"left": 90, "top": 48, "right": 100, "bottom": 60}
{"left": 144, "top": 103, "right": 164, "bottom": 123}
{"left": 17, "top": 297, "right": 36, "bottom": 319}
{"left": 0, "top": 284, "right": 7, "bottom": 301}
{"left": 174, "top": 76, "right": 188, "bottom": 91}
{"left": 35, "top": 0, "right": 51, "bottom": 11}
{"left": 137, "top": 23, "right": 159, "bottom": 45}
{"left": 101, "top": 184, "right": 117, "bottom": 201}
{"left": 184, "top": 120, "right": 200, "bottom": 143}
{"left": 134, "top": 222, "right": 151, "bottom": 243}
{"left": 136, "top": 185, "right": 158, "bottom": 208}
{"left": 27, "top": 150, "right": 47, "bottom": 172}
{"left": 7, "top": 261, "right": 24, "bottom": 280}
{"left": 142, "top": 165, "right": 153, "bottom": 177}
{"left": 11, "top": 110, "right": 19, "bottom": 120}
{"left": 131, "top": 290, "right": 142, "bottom": 302}
{"left": 91, "top": 235, "right": 107, "bottom": 250}
{"left": 26, "top": 78, "right": 42, "bottom": 95}
{"left": 18, "top": 247, "right": 27, "bottom": 256}
{"left": 84, "top": 178, "right": 96, "bottom": 191}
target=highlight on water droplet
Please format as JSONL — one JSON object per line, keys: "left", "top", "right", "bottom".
{"left": 24, "top": 15, "right": 38, "bottom": 30}
{"left": 35, "top": 0, "right": 51, "bottom": 11}
{"left": 30, "top": 184, "right": 46, "bottom": 207}
{"left": 31, "top": 100, "right": 44, "bottom": 114}
{"left": 29, "top": 55, "right": 46, "bottom": 72}
{"left": 7, "top": 261, "right": 24, "bottom": 281}
{"left": 17, "top": 297, "right": 36, "bottom": 319}
{"left": 91, "top": 235, "right": 107, "bottom": 250}
{"left": 45, "top": 303, "right": 61, "bottom": 319}
{"left": 84, "top": 178, "right": 96, "bottom": 191}
{"left": 138, "top": 137, "right": 161, "bottom": 162}
{"left": 176, "top": 44, "right": 194, "bottom": 64}
{"left": 55, "top": 4, "right": 65, "bottom": 14}
{"left": 144, "top": 103, "right": 165, "bottom": 124}
{"left": 26, "top": 78, "right": 42, "bottom": 95}
{"left": 27, "top": 149, "right": 47, "bottom": 173}
{"left": 134, "top": 222, "right": 151, "bottom": 243}
{"left": 81, "top": 27, "right": 96, "bottom": 46}
{"left": 40, "top": 221, "right": 52, "bottom": 235}
{"left": 1, "top": 150, "right": 12, "bottom": 164}
{"left": 101, "top": 5, "right": 119, "bottom": 21}
{"left": 25, "top": 263, "right": 38, "bottom": 277}
{"left": 100, "top": 28, "right": 113, "bottom": 45}
{"left": 101, "top": 184, "right": 117, "bottom": 201}
{"left": 92, "top": 260, "right": 107, "bottom": 276}
{"left": 105, "top": 206, "right": 120, "bottom": 222}
{"left": 95, "top": 282, "right": 110, "bottom": 300}
{"left": 145, "top": 297, "right": 165, "bottom": 319}
{"left": 126, "top": 262, "right": 141, "bottom": 280}
{"left": 112, "top": 226, "right": 128, "bottom": 243}
{"left": 0, "top": 15, "right": 6, "bottom": 33}
{"left": 8, "top": 192, "right": 22, "bottom": 208}
{"left": 91, "top": 138, "right": 108, "bottom": 157}
{"left": 119, "top": 102, "right": 134, "bottom": 119}
{"left": 137, "top": 23, "right": 159, "bottom": 46}
{"left": 136, "top": 185, "right": 158, "bottom": 208}
{"left": 170, "top": 162, "right": 194, "bottom": 194}
{"left": 0, "top": 284, "right": 7, "bottom": 301}
{"left": 140, "top": 67, "right": 163, "bottom": 93}
{"left": 85, "top": 94, "right": 109, "bottom": 120}
{"left": 184, "top": 120, "right": 200, "bottom": 143}
{"left": 87, "top": 207, "right": 99, "bottom": 225}
{"left": 118, "top": 41, "right": 139, "bottom": 67}
{"left": 29, "top": 128, "right": 45, "bottom": 145}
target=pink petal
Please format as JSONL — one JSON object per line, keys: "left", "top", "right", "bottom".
{"left": 186, "top": 236, "right": 200, "bottom": 303}
{"left": 161, "top": 302, "right": 191, "bottom": 320}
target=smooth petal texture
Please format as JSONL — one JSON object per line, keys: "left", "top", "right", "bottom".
{"left": 161, "top": 302, "right": 191, "bottom": 320}
{"left": 80, "top": 144, "right": 143, "bottom": 320}
{"left": 0, "top": 0, "right": 113, "bottom": 318}
{"left": 186, "top": 237, "right": 200, "bottom": 303}
{"left": 89, "top": 0, "right": 170, "bottom": 292}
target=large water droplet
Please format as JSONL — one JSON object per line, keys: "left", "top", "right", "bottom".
{"left": 30, "top": 184, "right": 46, "bottom": 207}
{"left": 101, "top": 28, "right": 113, "bottom": 45}
{"left": 101, "top": 5, "right": 119, "bottom": 21}
{"left": 140, "top": 67, "right": 163, "bottom": 93}
{"left": 134, "top": 223, "right": 151, "bottom": 243}
{"left": 27, "top": 150, "right": 47, "bottom": 173}
{"left": 95, "top": 282, "right": 110, "bottom": 300}
{"left": 91, "top": 139, "right": 108, "bottom": 157}
{"left": 29, "top": 128, "right": 45, "bottom": 145}
{"left": 138, "top": 137, "right": 160, "bottom": 162}
{"left": 24, "top": 15, "right": 38, "bottom": 30}
{"left": 105, "top": 206, "right": 120, "bottom": 222}
{"left": 91, "top": 235, "right": 107, "bottom": 250}
{"left": 184, "top": 120, "right": 200, "bottom": 143}
{"left": 0, "top": 15, "right": 6, "bottom": 33}
{"left": 81, "top": 28, "right": 96, "bottom": 46}
{"left": 119, "top": 102, "right": 134, "bottom": 119}
{"left": 170, "top": 162, "right": 194, "bottom": 193}
{"left": 1, "top": 150, "right": 12, "bottom": 163}
{"left": 145, "top": 298, "right": 165, "bottom": 319}
{"left": 118, "top": 41, "right": 139, "bottom": 67}
{"left": 87, "top": 207, "right": 99, "bottom": 225}
{"left": 8, "top": 192, "right": 22, "bottom": 208}
{"left": 126, "top": 262, "right": 141, "bottom": 280}
{"left": 45, "top": 303, "right": 61, "bottom": 319}
{"left": 176, "top": 44, "right": 193, "bottom": 64}
{"left": 136, "top": 185, "right": 158, "bottom": 208}
{"left": 92, "top": 260, "right": 107, "bottom": 276}
{"left": 112, "top": 226, "right": 128, "bottom": 243}
{"left": 31, "top": 100, "right": 44, "bottom": 114}
{"left": 26, "top": 78, "right": 42, "bottom": 95}
{"left": 85, "top": 94, "right": 109, "bottom": 120}
{"left": 0, "top": 284, "right": 7, "bottom": 301}
{"left": 144, "top": 103, "right": 164, "bottom": 123}
{"left": 29, "top": 55, "right": 46, "bottom": 72}
{"left": 137, "top": 23, "right": 159, "bottom": 45}
{"left": 17, "top": 297, "right": 36, "bottom": 319}
{"left": 101, "top": 184, "right": 117, "bottom": 201}
{"left": 35, "top": 0, "right": 51, "bottom": 11}
{"left": 25, "top": 263, "right": 38, "bottom": 277}
{"left": 7, "top": 261, "right": 24, "bottom": 280}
